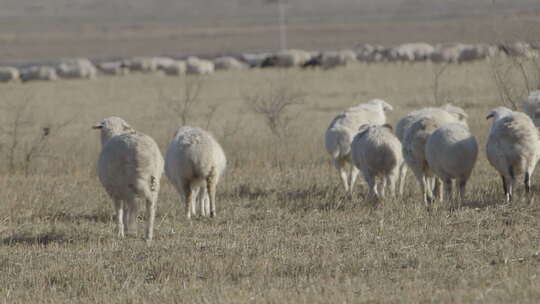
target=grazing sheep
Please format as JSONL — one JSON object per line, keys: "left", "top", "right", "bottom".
{"left": 262, "top": 49, "right": 312, "bottom": 68}
{"left": 391, "top": 43, "right": 434, "bottom": 62}
{"left": 395, "top": 104, "right": 468, "bottom": 195}
{"left": 165, "top": 127, "right": 226, "bottom": 219}
{"left": 213, "top": 56, "right": 247, "bottom": 71}
{"left": 0, "top": 67, "right": 20, "bottom": 82}
{"left": 396, "top": 104, "right": 468, "bottom": 142}
{"left": 124, "top": 57, "right": 159, "bottom": 73}
{"left": 93, "top": 117, "right": 164, "bottom": 240}
{"left": 97, "top": 61, "right": 130, "bottom": 76}
{"left": 186, "top": 57, "right": 215, "bottom": 75}
{"left": 402, "top": 117, "right": 443, "bottom": 203}
{"left": 425, "top": 123, "right": 478, "bottom": 201}
{"left": 325, "top": 99, "right": 393, "bottom": 193}
{"left": 319, "top": 50, "right": 357, "bottom": 69}
{"left": 241, "top": 53, "right": 272, "bottom": 68}
{"left": 351, "top": 124, "right": 404, "bottom": 201}
{"left": 162, "top": 61, "right": 187, "bottom": 76}
{"left": 486, "top": 107, "right": 540, "bottom": 202}
{"left": 521, "top": 90, "right": 540, "bottom": 127}
{"left": 56, "top": 58, "right": 97, "bottom": 79}
{"left": 20, "top": 66, "right": 58, "bottom": 82}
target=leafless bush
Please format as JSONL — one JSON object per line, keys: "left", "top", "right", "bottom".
{"left": 220, "top": 112, "right": 245, "bottom": 142}
{"left": 432, "top": 63, "right": 449, "bottom": 106}
{"left": 0, "top": 97, "right": 73, "bottom": 175}
{"left": 203, "top": 104, "right": 219, "bottom": 131}
{"left": 160, "top": 77, "right": 204, "bottom": 125}
{"left": 489, "top": 55, "right": 540, "bottom": 110}
{"left": 244, "top": 85, "right": 305, "bottom": 139}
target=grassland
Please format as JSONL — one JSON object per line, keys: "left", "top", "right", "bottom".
{"left": 1, "top": 61, "right": 540, "bottom": 303}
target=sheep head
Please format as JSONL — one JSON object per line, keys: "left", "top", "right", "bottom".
{"left": 486, "top": 107, "right": 513, "bottom": 121}
{"left": 442, "top": 104, "right": 468, "bottom": 122}
{"left": 368, "top": 99, "right": 393, "bottom": 112}
{"left": 93, "top": 116, "right": 134, "bottom": 146}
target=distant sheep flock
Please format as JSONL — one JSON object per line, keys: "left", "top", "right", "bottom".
{"left": 1, "top": 41, "right": 540, "bottom": 83}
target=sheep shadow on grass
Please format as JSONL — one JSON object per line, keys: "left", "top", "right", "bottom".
{"left": 2, "top": 231, "right": 73, "bottom": 246}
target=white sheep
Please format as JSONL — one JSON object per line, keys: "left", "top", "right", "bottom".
{"left": 486, "top": 107, "right": 540, "bottom": 202}
{"left": 124, "top": 57, "right": 159, "bottom": 73}
{"left": 20, "top": 66, "right": 58, "bottom": 82}
{"left": 402, "top": 117, "right": 444, "bottom": 203}
{"left": 351, "top": 123, "right": 404, "bottom": 201}
{"left": 93, "top": 117, "right": 164, "bottom": 240}
{"left": 325, "top": 99, "right": 393, "bottom": 193}
{"left": 320, "top": 50, "right": 357, "bottom": 69}
{"left": 425, "top": 123, "right": 478, "bottom": 201}
{"left": 213, "top": 56, "right": 248, "bottom": 71}
{"left": 97, "top": 61, "right": 130, "bottom": 76}
{"left": 56, "top": 58, "right": 97, "bottom": 79}
{"left": 395, "top": 104, "right": 468, "bottom": 195}
{"left": 272, "top": 49, "right": 312, "bottom": 67}
{"left": 165, "top": 126, "right": 226, "bottom": 219}
{"left": 162, "top": 60, "right": 187, "bottom": 76}
{"left": 521, "top": 90, "right": 540, "bottom": 127}
{"left": 186, "top": 57, "right": 215, "bottom": 75}
{"left": 0, "top": 67, "right": 20, "bottom": 82}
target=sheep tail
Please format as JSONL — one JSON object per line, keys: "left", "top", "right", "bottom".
{"left": 150, "top": 175, "right": 158, "bottom": 192}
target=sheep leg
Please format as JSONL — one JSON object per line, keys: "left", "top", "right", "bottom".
{"left": 207, "top": 167, "right": 218, "bottom": 218}
{"left": 443, "top": 179, "right": 452, "bottom": 202}
{"left": 349, "top": 165, "right": 360, "bottom": 194}
{"left": 114, "top": 200, "right": 125, "bottom": 238}
{"left": 334, "top": 158, "right": 349, "bottom": 192}
{"left": 397, "top": 163, "right": 407, "bottom": 196}
{"left": 183, "top": 182, "right": 193, "bottom": 220}
{"left": 123, "top": 198, "right": 138, "bottom": 236}
{"left": 192, "top": 186, "right": 201, "bottom": 217}
{"left": 432, "top": 178, "right": 443, "bottom": 201}
{"left": 386, "top": 173, "right": 397, "bottom": 198}
{"left": 421, "top": 176, "right": 435, "bottom": 204}
{"left": 364, "top": 174, "right": 379, "bottom": 202}
{"left": 525, "top": 172, "right": 531, "bottom": 194}
{"left": 458, "top": 179, "right": 467, "bottom": 201}
{"left": 500, "top": 175, "right": 508, "bottom": 198}
{"left": 201, "top": 186, "right": 210, "bottom": 217}
{"left": 377, "top": 178, "right": 386, "bottom": 198}
{"left": 144, "top": 196, "right": 156, "bottom": 241}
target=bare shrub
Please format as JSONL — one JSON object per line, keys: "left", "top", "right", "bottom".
{"left": 0, "top": 97, "right": 73, "bottom": 175}
{"left": 160, "top": 76, "right": 204, "bottom": 125}
{"left": 244, "top": 85, "right": 305, "bottom": 139}
{"left": 489, "top": 55, "right": 540, "bottom": 110}
{"left": 432, "top": 63, "right": 449, "bottom": 106}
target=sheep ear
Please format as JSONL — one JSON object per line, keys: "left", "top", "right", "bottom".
{"left": 92, "top": 123, "right": 103, "bottom": 129}
{"left": 358, "top": 124, "right": 369, "bottom": 132}
{"left": 382, "top": 123, "right": 393, "bottom": 131}
{"left": 384, "top": 102, "right": 393, "bottom": 111}
{"left": 122, "top": 122, "right": 132, "bottom": 131}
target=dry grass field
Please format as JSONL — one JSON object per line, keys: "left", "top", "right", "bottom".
{"left": 2, "top": 61, "right": 540, "bottom": 303}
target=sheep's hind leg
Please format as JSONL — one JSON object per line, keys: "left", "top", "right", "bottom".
{"left": 199, "top": 185, "right": 210, "bottom": 217}
{"left": 397, "top": 163, "right": 407, "bottom": 196}
{"left": 144, "top": 195, "right": 157, "bottom": 241}
{"left": 207, "top": 168, "right": 218, "bottom": 218}
{"left": 183, "top": 182, "right": 194, "bottom": 220}
{"left": 349, "top": 164, "right": 360, "bottom": 194}
{"left": 334, "top": 158, "right": 349, "bottom": 192}
{"left": 124, "top": 198, "right": 138, "bottom": 236}
{"left": 114, "top": 200, "right": 125, "bottom": 238}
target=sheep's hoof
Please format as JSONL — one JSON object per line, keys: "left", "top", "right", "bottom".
{"left": 210, "top": 212, "right": 215, "bottom": 218}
